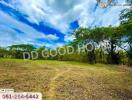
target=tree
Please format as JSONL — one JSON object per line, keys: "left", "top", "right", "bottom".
{"left": 73, "top": 26, "right": 124, "bottom": 64}
{"left": 91, "top": 27, "right": 123, "bottom": 64}
{"left": 73, "top": 28, "right": 97, "bottom": 64}
{"left": 120, "top": 8, "right": 132, "bottom": 65}
{"left": 8, "top": 44, "right": 36, "bottom": 59}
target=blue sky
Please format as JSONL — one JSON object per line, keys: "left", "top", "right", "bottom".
{"left": 0, "top": 0, "right": 127, "bottom": 48}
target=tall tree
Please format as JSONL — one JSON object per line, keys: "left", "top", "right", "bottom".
{"left": 120, "top": 8, "right": 132, "bottom": 65}
{"left": 8, "top": 44, "right": 35, "bottom": 59}
{"left": 73, "top": 28, "right": 97, "bottom": 63}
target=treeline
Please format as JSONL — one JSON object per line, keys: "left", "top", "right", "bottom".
{"left": 0, "top": 8, "right": 132, "bottom": 66}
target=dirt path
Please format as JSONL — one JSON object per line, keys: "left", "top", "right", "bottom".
{"left": 46, "top": 68, "right": 71, "bottom": 100}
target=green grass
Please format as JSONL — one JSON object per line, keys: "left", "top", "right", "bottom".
{"left": 0, "top": 58, "right": 132, "bottom": 100}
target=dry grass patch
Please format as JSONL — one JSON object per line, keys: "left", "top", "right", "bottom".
{"left": 0, "top": 59, "right": 132, "bottom": 100}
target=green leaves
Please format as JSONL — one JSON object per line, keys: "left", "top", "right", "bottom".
{"left": 120, "top": 8, "right": 132, "bottom": 51}
{"left": 8, "top": 44, "right": 36, "bottom": 52}
{"left": 120, "top": 8, "right": 132, "bottom": 24}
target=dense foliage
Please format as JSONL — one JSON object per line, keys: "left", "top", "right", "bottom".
{"left": 0, "top": 8, "right": 132, "bottom": 66}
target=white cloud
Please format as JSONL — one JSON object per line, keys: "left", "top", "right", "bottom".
{"left": 0, "top": 10, "right": 59, "bottom": 47}
{"left": 0, "top": 0, "right": 129, "bottom": 48}
{"left": 3, "top": 0, "right": 85, "bottom": 32}
{"left": 0, "top": 0, "right": 14, "bottom": 8}
{"left": 42, "top": 42, "right": 65, "bottom": 49}
{"left": 53, "top": 43, "right": 65, "bottom": 48}
{"left": 4, "top": 0, "right": 126, "bottom": 32}
{"left": 46, "top": 34, "right": 59, "bottom": 41}
{"left": 64, "top": 35, "right": 75, "bottom": 42}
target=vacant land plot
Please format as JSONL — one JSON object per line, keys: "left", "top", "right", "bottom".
{"left": 0, "top": 59, "right": 132, "bottom": 100}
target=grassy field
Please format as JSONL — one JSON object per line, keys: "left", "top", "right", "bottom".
{"left": 0, "top": 59, "right": 132, "bottom": 100}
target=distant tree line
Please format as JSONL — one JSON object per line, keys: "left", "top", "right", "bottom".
{"left": 0, "top": 8, "right": 132, "bottom": 66}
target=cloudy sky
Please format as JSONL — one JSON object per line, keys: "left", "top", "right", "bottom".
{"left": 0, "top": 0, "right": 127, "bottom": 48}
